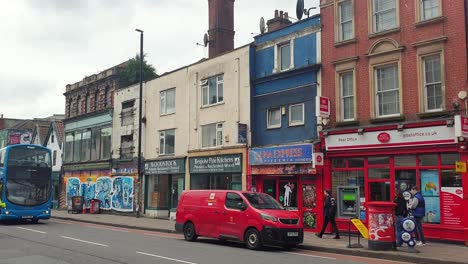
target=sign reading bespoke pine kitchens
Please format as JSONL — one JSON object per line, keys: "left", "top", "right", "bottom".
{"left": 145, "top": 158, "right": 185, "bottom": 174}
{"left": 325, "top": 126, "right": 456, "bottom": 151}
{"left": 190, "top": 154, "right": 242, "bottom": 173}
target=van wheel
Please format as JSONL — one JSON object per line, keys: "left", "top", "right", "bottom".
{"left": 183, "top": 222, "right": 197, "bottom": 241}
{"left": 245, "top": 228, "right": 262, "bottom": 250}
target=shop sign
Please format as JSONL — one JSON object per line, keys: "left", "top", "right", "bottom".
{"left": 313, "top": 152, "right": 324, "bottom": 167}
{"left": 189, "top": 154, "right": 242, "bottom": 173}
{"left": 316, "top": 96, "right": 330, "bottom": 117}
{"left": 145, "top": 158, "right": 185, "bottom": 174}
{"left": 249, "top": 144, "right": 313, "bottom": 165}
{"left": 441, "top": 187, "right": 463, "bottom": 226}
{"left": 455, "top": 161, "right": 466, "bottom": 173}
{"left": 325, "top": 125, "right": 456, "bottom": 151}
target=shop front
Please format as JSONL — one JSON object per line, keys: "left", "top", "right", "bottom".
{"left": 248, "top": 143, "right": 323, "bottom": 232}
{"left": 324, "top": 120, "right": 468, "bottom": 244}
{"left": 144, "top": 158, "right": 185, "bottom": 218}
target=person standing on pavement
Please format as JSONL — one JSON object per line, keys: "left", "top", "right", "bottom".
{"left": 394, "top": 189, "right": 408, "bottom": 246}
{"left": 409, "top": 186, "right": 426, "bottom": 246}
{"left": 316, "top": 189, "right": 340, "bottom": 239}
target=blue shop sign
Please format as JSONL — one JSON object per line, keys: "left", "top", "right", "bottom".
{"left": 249, "top": 144, "right": 313, "bottom": 165}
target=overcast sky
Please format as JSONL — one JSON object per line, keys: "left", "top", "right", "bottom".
{"left": 0, "top": 0, "right": 319, "bottom": 119}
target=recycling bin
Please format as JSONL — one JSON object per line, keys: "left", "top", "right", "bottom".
{"left": 90, "top": 199, "right": 101, "bottom": 214}
{"left": 366, "top": 201, "right": 396, "bottom": 251}
{"left": 67, "top": 196, "right": 84, "bottom": 214}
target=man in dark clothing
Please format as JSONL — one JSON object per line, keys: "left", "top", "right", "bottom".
{"left": 394, "top": 189, "right": 408, "bottom": 246}
{"left": 410, "top": 186, "right": 426, "bottom": 246}
{"left": 316, "top": 189, "right": 340, "bottom": 239}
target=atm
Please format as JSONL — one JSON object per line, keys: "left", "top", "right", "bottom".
{"left": 337, "top": 186, "right": 360, "bottom": 219}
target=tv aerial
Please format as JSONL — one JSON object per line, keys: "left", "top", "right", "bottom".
{"left": 196, "top": 33, "right": 210, "bottom": 47}
{"left": 259, "top": 17, "right": 266, "bottom": 34}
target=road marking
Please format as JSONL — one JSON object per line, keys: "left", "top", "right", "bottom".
{"left": 16, "top": 227, "right": 46, "bottom": 234}
{"left": 136, "top": 251, "right": 198, "bottom": 264}
{"left": 286, "top": 252, "right": 336, "bottom": 260}
{"left": 60, "top": 236, "right": 109, "bottom": 247}
{"left": 86, "top": 225, "right": 130, "bottom": 233}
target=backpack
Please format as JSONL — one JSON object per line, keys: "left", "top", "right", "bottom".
{"left": 330, "top": 197, "right": 337, "bottom": 213}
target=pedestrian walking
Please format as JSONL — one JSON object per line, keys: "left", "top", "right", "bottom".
{"left": 409, "top": 186, "right": 426, "bottom": 246}
{"left": 315, "top": 189, "right": 340, "bottom": 239}
{"left": 394, "top": 189, "right": 408, "bottom": 247}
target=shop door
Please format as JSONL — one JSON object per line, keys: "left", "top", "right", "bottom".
{"left": 301, "top": 181, "right": 320, "bottom": 231}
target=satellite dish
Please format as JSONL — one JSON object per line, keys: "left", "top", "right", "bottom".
{"left": 203, "top": 33, "right": 209, "bottom": 47}
{"left": 259, "top": 17, "right": 265, "bottom": 34}
{"left": 296, "top": 0, "right": 304, "bottom": 20}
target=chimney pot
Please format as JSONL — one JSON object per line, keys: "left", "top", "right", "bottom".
{"left": 274, "top": 10, "right": 279, "bottom": 18}
{"left": 284, "top": 12, "right": 288, "bottom": 19}
{"left": 279, "top": 11, "right": 283, "bottom": 18}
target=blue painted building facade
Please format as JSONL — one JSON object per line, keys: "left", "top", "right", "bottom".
{"left": 248, "top": 15, "right": 323, "bottom": 232}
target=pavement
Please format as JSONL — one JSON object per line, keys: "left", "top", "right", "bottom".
{"left": 51, "top": 210, "right": 468, "bottom": 264}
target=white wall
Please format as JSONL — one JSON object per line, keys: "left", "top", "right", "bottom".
{"left": 46, "top": 128, "right": 62, "bottom": 172}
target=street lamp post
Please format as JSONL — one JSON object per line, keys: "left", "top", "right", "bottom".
{"left": 135, "top": 28, "right": 143, "bottom": 218}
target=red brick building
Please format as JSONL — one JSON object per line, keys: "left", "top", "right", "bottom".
{"left": 320, "top": 0, "right": 468, "bottom": 245}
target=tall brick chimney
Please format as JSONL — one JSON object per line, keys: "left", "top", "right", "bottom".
{"left": 208, "top": 0, "right": 235, "bottom": 58}
{"left": 267, "top": 10, "right": 292, "bottom": 32}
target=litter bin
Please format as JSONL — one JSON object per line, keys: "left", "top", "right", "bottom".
{"left": 90, "top": 199, "right": 101, "bottom": 214}
{"left": 67, "top": 196, "right": 84, "bottom": 214}
{"left": 366, "top": 201, "right": 396, "bottom": 251}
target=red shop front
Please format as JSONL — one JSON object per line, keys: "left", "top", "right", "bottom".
{"left": 323, "top": 119, "right": 468, "bottom": 245}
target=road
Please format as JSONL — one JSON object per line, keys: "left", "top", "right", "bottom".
{"left": 0, "top": 219, "right": 411, "bottom": 264}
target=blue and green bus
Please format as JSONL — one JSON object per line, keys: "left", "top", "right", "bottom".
{"left": 0, "top": 144, "right": 52, "bottom": 223}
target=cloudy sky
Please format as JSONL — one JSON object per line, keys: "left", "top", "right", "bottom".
{"left": 0, "top": 0, "right": 319, "bottom": 119}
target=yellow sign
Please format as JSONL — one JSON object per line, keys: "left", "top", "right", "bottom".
{"left": 351, "top": 219, "right": 369, "bottom": 239}
{"left": 456, "top": 162, "right": 466, "bottom": 173}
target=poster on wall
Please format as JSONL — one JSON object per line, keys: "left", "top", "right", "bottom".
{"left": 441, "top": 187, "right": 463, "bottom": 226}
{"left": 420, "top": 170, "right": 439, "bottom": 197}
{"left": 423, "top": 196, "right": 441, "bottom": 224}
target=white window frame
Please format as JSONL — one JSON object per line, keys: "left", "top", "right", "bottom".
{"left": 159, "top": 129, "right": 175, "bottom": 155}
{"left": 279, "top": 42, "right": 291, "bottom": 71}
{"left": 338, "top": 0, "right": 354, "bottom": 41}
{"left": 372, "top": 0, "right": 397, "bottom": 33}
{"left": 267, "top": 107, "right": 282, "bottom": 129}
{"left": 340, "top": 71, "right": 355, "bottom": 121}
{"left": 160, "top": 88, "right": 176, "bottom": 115}
{"left": 201, "top": 123, "right": 224, "bottom": 148}
{"left": 201, "top": 75, "right": 224, "bottom": 107}
{"left": 423, "top": 54, "right": 443, "bottom": 112}
{"left": 375, "top": 63, "right": 400, "bottom": 117}
{"left": 289, "top": 103, "right": 305, "bottom": 126}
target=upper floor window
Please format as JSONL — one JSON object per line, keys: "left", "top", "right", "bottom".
{"left": 340, "top": 71, "right": 355, "bottom": 120}
{"left": 375, "top": 63, "right": 400, "bottom": 117}
{"left": 373, "top": 0, "right": 397, "bottom": 32}
{"left": 289, "top": 103, "right": 305, "bottom": 126}
{"left": 104, "top": 86, "right": 110, "bottom": 108}
{"left": 202, "top": 75, "right": 224, "bottom": 106}
{"left": 53, "top": 150, "right": 57, "bottom": 166}
{"left": 85, "top": 93, "right": 91, "bottom": 113}
{"left": 338, "top": 0, "right": 354, "bottom": 41}
{"left": 279, "top": 43, "right": 291, "bottom": 71}
{"left": 423, "top": 54, "right": 443, "bottom": 111}
{"left": 76, "top": 96, "right": 81, "bottom": 115}
{"left": 421, "top": 0, "right": 440, "bottom": 20}
{"left": 202, "top": 123, "right": 223, "bottom": 148}
{"left": 121, "top": 100, "right": 135, "bottom": 126}
{"left": 267, "top": 107, "right": 281, "bottom": 129}
{"left": 94, "top": 90, "right": 99, "bottom": 111}
{"left": 51, "top": 135, "right": 55, "bottom": 143}
{"left": 120, "top": 135, "right": 134, "bottom": 160}
{"left": 160, "top": 88, "right": 176, "bottom": 115}
{"left": 159, "top": 129, "right": 175, "bottom": 155}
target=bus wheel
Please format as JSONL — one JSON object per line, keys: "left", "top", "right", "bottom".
{"left": 183, "top": 222, "right": 198, "bottom": 241}
{"left": 245, "top": 228, "right": 262, "bottom": 250}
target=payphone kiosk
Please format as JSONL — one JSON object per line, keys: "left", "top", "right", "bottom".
{"left": 337, "top": 186, "right": 360, "bottom": 219}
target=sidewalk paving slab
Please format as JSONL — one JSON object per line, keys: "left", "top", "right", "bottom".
{"left": 50, "top": 210, "right": 467, "bottom": 264}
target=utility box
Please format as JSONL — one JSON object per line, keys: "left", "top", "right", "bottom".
{"left": 90, "top": 199, "right": 101, "bottom": 214}
{"left": 67, "top": 196, "right": 84, "bottom": 214}
{"left": 337, "top": 186, "right": 360, "bottom": 219}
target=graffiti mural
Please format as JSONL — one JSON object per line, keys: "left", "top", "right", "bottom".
{"left": 64, "top": 171, "right": 135, "bottom": 212}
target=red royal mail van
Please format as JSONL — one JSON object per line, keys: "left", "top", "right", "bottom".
{"left": 175, "top": 190, "right": 304, "bottom": 250}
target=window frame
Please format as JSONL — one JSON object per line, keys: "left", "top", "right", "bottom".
{"left": 339, "top": 71, "right": 355, "bottom": 121}
{"left": 422, "top": 54, "right": 443, "bottom": 112}
{"left": 267, "top": 107, "right": 282, "bottom": 129}
{"left": 201, "top": 75, "right": 224, "bottom": 107}
{"left": 368, "top": 0, "right": 400, "bottom": 34}
{"left": 279, "top": 42, "right": 291, "bottom": 71}
{"left": 374, "top": 62, "right": 401, "bottom": 118}
{"left": 336, "top": 0, "right": 355, "bottom": 42}
{"left": 416, "top": 0, "right": 442, "bottom": 22}
{"left": 160, "top": 88, "right": 176, "bottom": 115}
{"left": 201, "top": 122, "right": 224, "bottom": 148}
{"left": 289, "top": 103, "right": 305, "bottom": 126}
{"left": 159, "top": 129, "right": 175, "bottom": 155}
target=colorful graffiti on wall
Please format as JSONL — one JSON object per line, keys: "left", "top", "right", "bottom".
{"left": 64, "top": 170, "right": 135, "bottom": 212}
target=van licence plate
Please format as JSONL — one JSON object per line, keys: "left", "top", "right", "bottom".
{"left": 22, "top": 216, "right": 33, "bottom": 219}
{"left": 287, "top": 232, "right": 298, "bottom": 237}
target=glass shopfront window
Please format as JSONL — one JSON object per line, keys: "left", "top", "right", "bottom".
{"left": 190, "top": 174, "right": 241, "bottom": 190}
{"left": 146, "top": 175, "right": 169, "bottom": 209}
{"left": 170, "top": 174, "right": 184, "bottom": 209}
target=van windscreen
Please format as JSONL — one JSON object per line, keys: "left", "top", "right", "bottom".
{"left": 242, "top": 193, "right": 284, "bottom": 210}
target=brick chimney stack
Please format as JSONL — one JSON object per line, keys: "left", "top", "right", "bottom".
{"left": 208, "top": 0, "right": 235, "bottom": 58}
{"left": 267, "top": 9, "right": 292, "bottom": 32}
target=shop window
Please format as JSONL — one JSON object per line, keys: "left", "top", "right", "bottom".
{"left": 419, "top": 154, "right": 438, "bottom": 166}
{"left": 395, "top": 170, "right": 416, "bottom": 192}
{"left": 348, "top": 157, "right": 364, "bottom": 168}
{"left": 332, "top": 158, "right": 347, "bottom": 168}
{"left": 64, "top": 133, "right": 74, "bottom": 163}
{"left": 368, "top": 156, "right": 390, "bottom": 165}
{"left": 441, "top": 170, "right": 462, "bottom": 187}
{"left": 147, "top": 175, "right": 169, "bottom": 208}
{"left": 90, "top": 128, "right": 101, "bottom": 161}
{"left": 368, "top": 167, "right": 390, "bottom": 179}
{"left": 420, "top": 170, "right": 440, "bottom": 223}
{"left": 190, "top": 174, "right": 232, "bottom": 190}
{"left": 441, "top": 153, "right": 459, "bottom": 166}
{"left": 263, "top": 179, "right": 277, "bottom": 199}
{"left": 394, "top": 155, "right": 417, "bottom": 167}
{"left": 100, "top": 127, "right": 112, "bottom": 160}
{"left": 331, "top": 171, "right": 364, "bottom": 199}
{"left": 81, "top": 130, "right": 91, "bottom": 161}
{"left": 73, "top": 132, "right": 81, "bottom": 162}
{"left": 369, "top": 182, "right": 391, "bottom": 201}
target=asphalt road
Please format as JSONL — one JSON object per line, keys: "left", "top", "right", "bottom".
{"left": 0, "top": 219, "right": 411, "bottom": 264}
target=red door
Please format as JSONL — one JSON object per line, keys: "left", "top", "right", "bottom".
{"left": 301, "top": 181, "right": 321, "bottom": 232}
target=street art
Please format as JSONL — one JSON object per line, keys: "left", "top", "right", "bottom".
{"left": 65, "top": 172, "right": 135, "bottom": 212}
